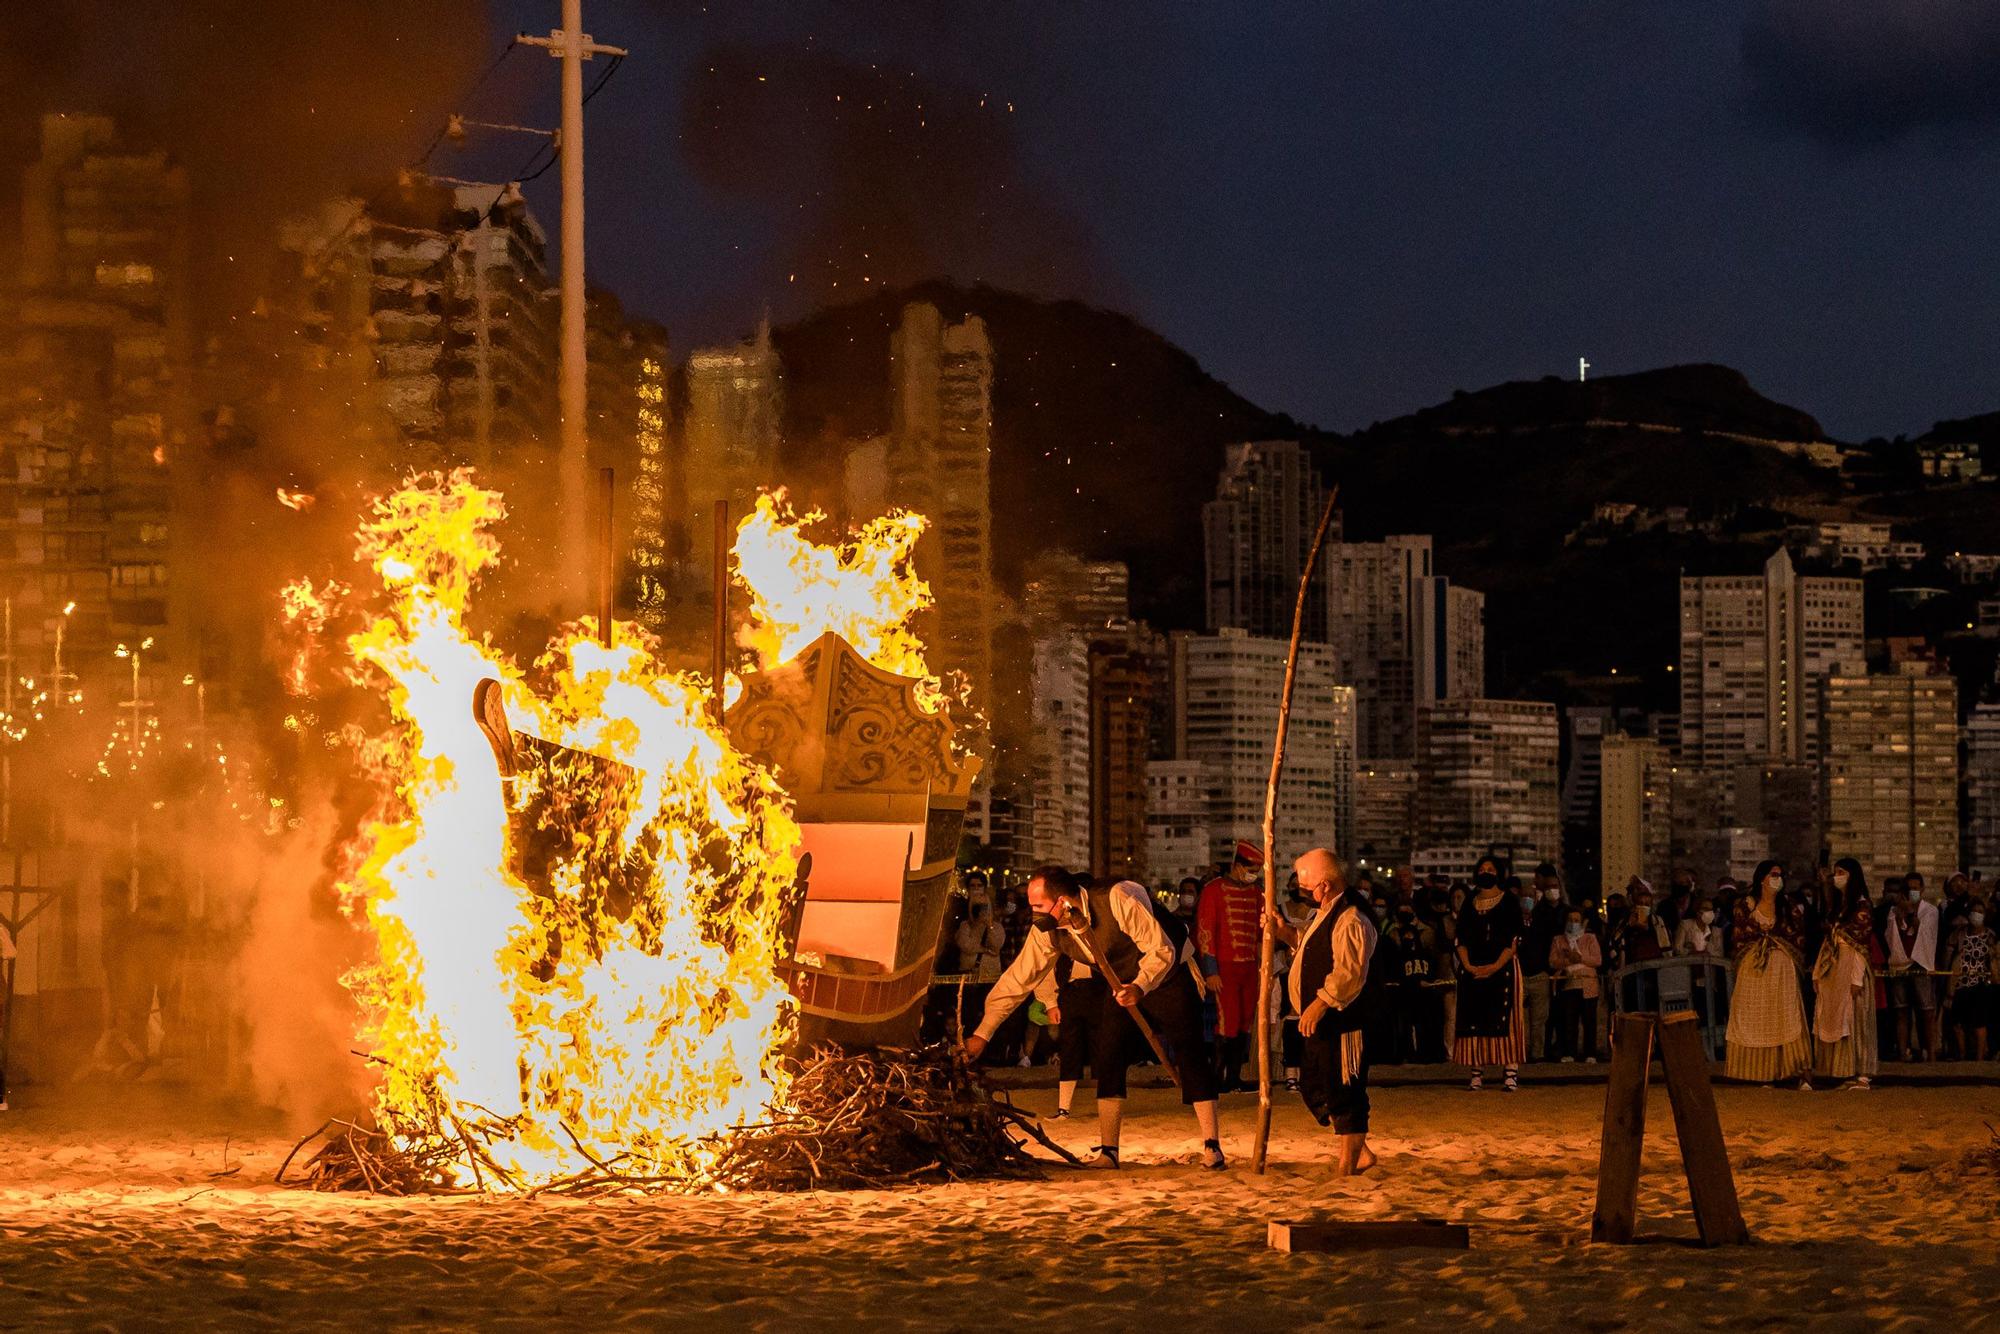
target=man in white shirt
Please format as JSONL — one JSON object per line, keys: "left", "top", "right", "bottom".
{"left": 964, "top": 865, "right": 1224, "bottom": 1169}
{"left": 1268, "top": 847, "right": 1378, "bottom": 1176}
{"left": 1885, "top": 874, "right": 1940, "bottom": 1061}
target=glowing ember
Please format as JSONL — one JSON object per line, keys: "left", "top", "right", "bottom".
{"left": 277, "top": 487, "right": 317, "bottom": 512}
{"left": 731, "top": 490, "right": 945, "bottom": 710}
{"left": 332, "top": 470, "right": 811, "bottom": 1187}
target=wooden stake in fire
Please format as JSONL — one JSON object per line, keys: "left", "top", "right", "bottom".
{"left": 710, "top": 501, "right": 730, "bottom": 722}
{"left": 1253, "top": 482, "right": 1340, "bottom": 1175}
{"left": 597, "top": 467, "right": 615, "bottom": 649}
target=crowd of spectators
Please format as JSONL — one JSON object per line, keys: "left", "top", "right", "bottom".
{"left": 933, "top": 854, "right": 2000, "bottom": 1076}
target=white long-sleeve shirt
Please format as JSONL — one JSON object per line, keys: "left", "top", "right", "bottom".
{"left": 1286, "top": 895, "right": 1376, "bottom": 1014}
{"left": 1886, "top": 900, "right": 1939, "bottom": 971}
{"left": 973, "top": 883, "right": 1175, "bottom": 1042}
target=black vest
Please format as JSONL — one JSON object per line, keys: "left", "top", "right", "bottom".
{"left": 1052, "top": 890, "right": 1143, "bottom": 985}
{"left": 1300, "top": 894, "right": 1372, "bottom": 1034}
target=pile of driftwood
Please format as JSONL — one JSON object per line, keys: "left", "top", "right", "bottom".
{"left": 703, "top": 1043, "right": 1074, "bottom": 1191}
{"left": 277, "top": 1044, "right": 1072, "bottom": 1196}
{"left": 276, "top": 1116, "right": 478, "bottom": 1196}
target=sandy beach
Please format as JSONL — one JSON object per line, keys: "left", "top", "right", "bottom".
{"left": 3, "top": 1077, "right": 1998, "bottom": 1331}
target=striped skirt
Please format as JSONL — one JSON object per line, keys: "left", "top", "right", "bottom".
{"left": 1726, "top": 943, "right": 1811, "bottom": 1082}
{"left": 1453, "top": 958, "right": 1525, "bottom": 1068}
{"left": 1812, "top": 994, "right": 1879, "bottom": 1079}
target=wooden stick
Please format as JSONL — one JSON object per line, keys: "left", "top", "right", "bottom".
{"left": 1253, "top": 482, "right": 1341, "bottom": 1175}
{"left": 1060, "top": 918, "right": 1180, "bottom": 1089}
{"left": 711, "top": 502, "right": 730, "bottom": 723}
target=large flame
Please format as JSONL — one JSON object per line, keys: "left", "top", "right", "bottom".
{"left": 731, "top": 490, "right": 944, "bottom": 710}
{"left": 335, "top": 471, "right": 808, "bottom": 1187}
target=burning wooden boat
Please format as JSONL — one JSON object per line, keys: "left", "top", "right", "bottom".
{"left": 725, "top": 631, "right": 981, "bottom": 1048}
{"left": 472, "top": 630, "right": 978, "bottom": 1050}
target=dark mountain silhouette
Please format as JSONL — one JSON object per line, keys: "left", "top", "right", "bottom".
{"left": 768, "top": 284, "right": 1985, "bottom": 704}
{"left": 1362, "top": 363, "right": 1825, "bottom": 443}
{"left": 770, "top": 281, "right": 1311, "bottom": 627}
{"left": 1919, "top": 409, "right": 2000, "bottom": 448}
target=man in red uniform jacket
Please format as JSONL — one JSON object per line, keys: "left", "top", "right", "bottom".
{"left": 1198, "top": 840, "right": 1266, "bottom": 1092}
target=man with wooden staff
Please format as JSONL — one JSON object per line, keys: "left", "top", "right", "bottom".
{"left": 964, "top": 865, "right": 1225, "bottom": 1169}
{"left": 1266, "top": 848, "right": 1379, "bottom": 1176}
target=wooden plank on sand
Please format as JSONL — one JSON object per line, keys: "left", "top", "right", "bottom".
{"left": 1656, "top": 1009, "right": 1750, "bottom": 1247}
{"left": 1267, "top": 1218, "right": 1470, "bottom": 1253}
{"left": 1591, "top": 1011, "right": 1656, "bottom": 1244}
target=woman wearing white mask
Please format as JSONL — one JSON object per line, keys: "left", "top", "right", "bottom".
{"left": 1812, "top": 859, "right": 1879, "bottom": 1089}
{"left": 1673, "top": 897, "right": 1723, "bottom": 959}
{"left": 1944, "top": 897, "right": 1999, "bottom": 1061}
{"left": 1725, "top": 859, "right": 1813, "bottom": 1089}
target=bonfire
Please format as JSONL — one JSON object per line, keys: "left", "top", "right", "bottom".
{"left": 279, "top": 474, "right": 1030, "bottom": 1193}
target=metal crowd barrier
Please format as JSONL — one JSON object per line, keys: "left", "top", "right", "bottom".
{"left": 1606, "top": 956, "right": 1735, "bottom": 1060}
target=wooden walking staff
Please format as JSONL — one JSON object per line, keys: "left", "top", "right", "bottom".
{"left": 1253, "top": 483, "right": 1341, "bottom": 1175}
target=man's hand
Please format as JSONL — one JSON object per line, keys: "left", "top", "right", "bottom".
{"left": 962, "top": 1034, "right": 988, "bottom": 1062}
{"left": 1299, "top": 997, "right": 1330, "bottom": 1037}
{"left": 1046, "top": 1007, "right": 1060, "bottom": 1026}
{"left": 1115, "top": 984, "right": 1142, "bottom": 1008}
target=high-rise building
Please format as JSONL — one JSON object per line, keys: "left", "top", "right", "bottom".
{"left": 1174, "top": 628, "right": 1339, "bottom": 866}
{"left": 1088, "top": 637, "right": 1155, "bottom": 880}
{"left": 1353, "top": 761, "right": 1418, "bottom": 871}
{"left": 1, "top": 114, "right": 193, "bottom": 693}
{"left": 1328, "top": 685, "right": 1359, "bottom": 865}
{"left": 1415, "top": 575, "right": 1486, "bottom": 709}
{"left": 887, "top": 303, "right": 995, "bottom": 719}
{"left": 1822, "top": 667, "right": 1958, "bottom": 880}
{"left": 1203, "top": 441, "right": 1334, "bottom": 642}
{"left": 1145, "top": 759, "right": 1215, "bottom": 883}
{"left": 1414, "top": 699, "right": 1562, "bottom": 870}
{"left": 680, "top": 319, "right": 782, "bottom": 575}
{"left": 1600, "top": 734, "right": 1671, "bottom": 890}
{"left": 1024, "top": 632, "right": 1091, "bottom": 871}
{"left": 1023, "top": 551, "right": 1130, "bottom": 635}
{"left": 1327, "top": 533, "right": 1483, "bottom": 759}
{"left": 278, "top": 176, "right": 556, "bottom": 470}
{"left": 1965, "top": 705, "right": 2000, "bottom": 875}
{"left": 1679, "top": 548, "right": 1864, "bottom": 767}
{"left": 583, "top": 291, "right": 672, "bottom": 632}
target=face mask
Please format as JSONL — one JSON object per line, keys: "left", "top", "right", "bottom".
{"left": 1634, "top": 906, "right": 1651, "bottom": 922}
{"left": 970, "top": 899, "right": 989, "bottom": 915}
{"left": 1699, "top": 910, "right": 1715, "bottom": 925}
{"left": 1475, "top": 872, "right": 1499, "bottom": 890}
{"left": 1565, "top": 923, "right": 1583, "bottom": 939}
{"left": 1767, "top": 878, "right": 1784, "bottom": 893}
{"left": 1833, "top": 872, "right": 1849, "bottom": 890}
{"left": 1543, "top": 887, "right": 1561, "bottom": 901}
{"left": 1517, "top": 895, "right": 1535, "bottom": 912}
{"left": 1030, "top": 912, "right": 1058, "bottom": 933}
{"left": 1178, "top": 894, "right": 1197, "bottom": 910}
{"left": 1973, "top": 912, "right": 1987, "bottom": 928}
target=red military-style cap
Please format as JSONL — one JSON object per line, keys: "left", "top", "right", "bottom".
{"left": 1232, "top": 840, "right": 1264, "bottom": 868}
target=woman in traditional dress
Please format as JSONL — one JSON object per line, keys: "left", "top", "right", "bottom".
{"left": 1811, "top": 859, "right": 1878, "bottom": 1090}
{"left": 1725, "top": 859, "right": 1812, "bottom": 1089}
{"left": 1454, "top": 855, "right": 1524, "bottom": 1091}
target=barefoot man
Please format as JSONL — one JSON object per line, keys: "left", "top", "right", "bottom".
{"left": 963, "top": 865, "right": 1226, "bottom": 1170}
{"left": 1268, "top": 848, "right": 1379, "bottom": 1175}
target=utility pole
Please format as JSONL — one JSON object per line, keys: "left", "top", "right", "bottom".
{"left": 522, "top": 3, "right": 626, "bottom": 597}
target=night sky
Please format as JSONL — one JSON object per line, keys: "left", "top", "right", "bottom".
{"left": 11, "top": 1, "right": 2000, "bottom": 441}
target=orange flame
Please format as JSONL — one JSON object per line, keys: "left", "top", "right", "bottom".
{"left": 336, "top": 471, "right": 802, "bottom": 1186}
{"left": 277, "top": 487, "right": 317, "bottom": 512}
{"left": 731, "top": 490, "right": 943, "bottom": 710}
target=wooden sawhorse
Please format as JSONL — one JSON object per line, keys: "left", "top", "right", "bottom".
{"left": 1591, "top": 1009, "right": 1750, "bottom": 1246}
